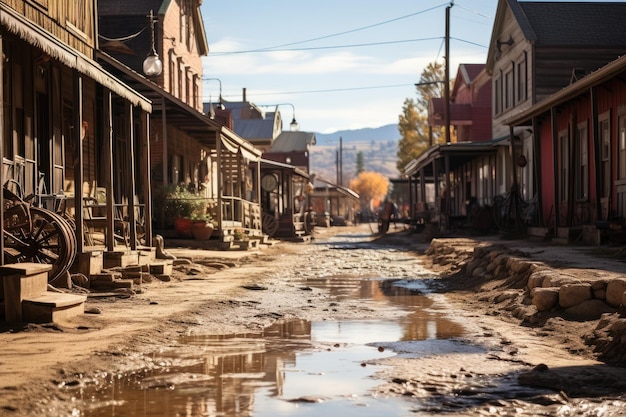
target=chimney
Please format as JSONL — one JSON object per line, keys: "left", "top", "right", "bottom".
{"left": 242, "top": 87, "right": 246, "bottom": 102}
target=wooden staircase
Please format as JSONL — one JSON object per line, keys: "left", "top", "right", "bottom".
{"left": 1, "top": 263, "right": 86, "bottom": 323}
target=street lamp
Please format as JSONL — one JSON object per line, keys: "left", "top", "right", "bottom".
{"left": 259, "top": 103, "right": 299, "bottom": 131}
{"left": 415, "top": 80, "right": 447, "bottom": 147}
{"left": 204, "top": 78, "right": 225, "bottom": 110}
{"left": 143, "top": 10, "right": 163, "bottom": 77}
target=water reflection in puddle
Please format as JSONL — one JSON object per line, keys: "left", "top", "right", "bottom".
{"left": 75, "top": 280, "right": 465, "bottom": 417}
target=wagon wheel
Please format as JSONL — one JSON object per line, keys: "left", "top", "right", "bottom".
{"left": 262, "top": 212, "right": 278, "bottom": 237}
{"left": 3, "top": 206, "right": 75, "bottom": 283}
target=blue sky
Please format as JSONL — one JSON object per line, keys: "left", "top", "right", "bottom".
{"left": 200, "top": 1, "right": 498, "bottom": 134}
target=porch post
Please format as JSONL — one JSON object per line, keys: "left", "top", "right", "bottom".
{"left": 216, "top": 132, "right": 223, "bottom": 230}
{"left": 444, "top": 154, "right": 451, "bottom": 232}
{"left": 509, "top": 126, "right": 518, "bottom": 189}
{"left": 591, "top": 86, "right": 602, "bottom": 221}
{"left": 74, "top": 71, "right": 85, "bottom": 253}
{"left": 141, "top": 111, "right": 153, "bottom": 246}
{"left": 161, "top": 97, "right": 168, "bottom": 188}
{"left": 551, "top": 107, "right": 560, "bottom": 233}
{"left": 104, "top": 89, "right": 115, "bottom": 252}
{"left": 532, "top": 117, "right": 543, "bottom": 226}
{"left": 126, "top": 103, "right": 137, "bottom": 250}
{"left": 0, "top": 33, "right": 4, "bottom": 263}
{"left": 419, "top": 167, "right": 426, "bottom": 211}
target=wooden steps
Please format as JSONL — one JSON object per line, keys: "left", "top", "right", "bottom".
{"left": 22, "top": 292, "right": 87, "bottom": 323}
{"left": 1, "top": 263, "right": 85, "bottom": 323}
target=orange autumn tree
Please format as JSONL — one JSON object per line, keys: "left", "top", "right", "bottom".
{"left": 349, "top": 171, "right": 389, "bottom": 211}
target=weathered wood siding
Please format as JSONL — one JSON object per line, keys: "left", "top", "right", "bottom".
{"left": 1, "top": 0, "right": 96, "bottom": 56}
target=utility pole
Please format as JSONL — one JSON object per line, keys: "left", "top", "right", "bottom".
{"left": 444, "top": 1, "right": 453, "bottom": 144}
{"left": 335, "top": 136, "right": 343, "bottom": 186}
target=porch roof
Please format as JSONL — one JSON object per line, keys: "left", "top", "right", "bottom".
{"left": 0, "top": 4, "right": 152, "bottom": 112}
{"left": 259, "top": 159, "right": 309, "bottom": 179}
{"left": 311, "top": 176, "right": 359, "bottom": 201}
{"left": 96, "top": 52, "right": 261, "bottom": 159}
{"left": 404, "top": 141, "right": 499, "bottom": 177}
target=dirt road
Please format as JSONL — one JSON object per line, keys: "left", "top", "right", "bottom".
{"left": 1, "top": 225, "right": 626, "bottom": 416}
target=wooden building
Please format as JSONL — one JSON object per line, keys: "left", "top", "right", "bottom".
{"left": 405, "top": 64, "right": 498, "bottom": 232}
{"left": 98, "top": 1, "right": 263, "bottom": 245}
{"left": 404, "top": 0, "right": 626, "bottom": 236}
{"left": 505, "top": 54, "right": 626, "bottom": 244}
{"left": 309, "top": 176, "right": 359, "bottom": 227}
{"left": 487, "top": 0, "right": 626, "bottom": 205}
{"left": 259, "top": 159, "right": 313, "bottom": 240}
{"left": 0, "top": 0, "right": 153, "bottom": 282}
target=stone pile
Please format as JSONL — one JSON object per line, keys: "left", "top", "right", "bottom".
{"left": 424, "top": 238, "right": 626, "bottom": 365}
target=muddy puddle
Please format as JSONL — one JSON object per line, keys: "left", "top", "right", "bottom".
{"left": 70, "top": 278, "right": 471, "bottom": 416}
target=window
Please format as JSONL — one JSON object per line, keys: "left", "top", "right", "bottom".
{"left": 516, "top": 52, "right": 527, "bottom": 103}
{"left": 168, "top": 51, "right": 176, "bottom": 95}
{"left": 66, "top": 0, "right": 89, "bottom": 35}
{"left": 504, "top": 67, "right": 513, "bottom": 110}
{"left": 619, "top": 115, "right": 626, "bottom": 180}
{"left": 494, "top": 73, "right": 502, "bottom": 115}
{"left": 600, "top": 116, "right": 611, "bottom": 198}
{"left": 179, "top": 0, "right": 192, "bottom": 49}
{"left": 559, "top": 130, "right": 569, "bottom": 202}
{"left": 193, "top": 74, "right": 199, "bottom": 109}
{"left": 177, "top": 58, "right": 184, "bottom": 100}
{"left": 185, "top": 67, "right": 191, "bottom": 105}
{"left": 575, "top": 122, "right": 588, "bottom": 200}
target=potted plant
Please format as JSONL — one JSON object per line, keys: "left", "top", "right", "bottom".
{"left": 157, "top": 186, "right": 208, "bottom": 238}
{"left": 191, "top": 212, "right": 215, "bottom": 240}
{"left": 233, "top": 227, "right": 247, "bottom": 241}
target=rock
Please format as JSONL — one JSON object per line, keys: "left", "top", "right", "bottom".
{"left": 606, "top": 279, "right": 626, "bottom": 307}
{"left": 471, "top": 266, "right": 486, "bottom": 277}
{"left": 507, "top": 257, "right": 530, "bottom": 274}
{"left": 559, "top": 283, "right": 592, "bottom": 308}
{"left": 71, "top": 273, "right": 90, "bottom": 289}
{"left": 531, "top": 287, "right": 559, "bottom": 311}
{"left": 593, "top": 288, "right": 607, "bottom": 301}
{"left": 494, "top": 290, "right": 519, "bottom": 303}
{"left": 528, "top": 269, "right": 552, "bottom": 289}
{"left": 563, "top": 299, "right": 616, "bottom": 321}
{"left": 543, "top": 274, "right": 580, "bottom": 288}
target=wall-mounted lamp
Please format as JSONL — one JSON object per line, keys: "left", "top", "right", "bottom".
{"left": 143, "top": 10, "right": 163, "bottom": 77}
{"left": 496, "top": 35, "right": 514, "bottom": 52}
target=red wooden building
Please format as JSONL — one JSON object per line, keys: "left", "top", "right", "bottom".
{"left": 505, "top": 54, "right": 626, "bottom": 244}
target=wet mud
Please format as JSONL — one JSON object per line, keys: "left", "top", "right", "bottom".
{"left": 3, "top": 226, "right": 626, "bottom": 416}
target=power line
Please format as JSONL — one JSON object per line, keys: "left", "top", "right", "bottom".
{"left": 210, "top": 37, "right": 444, "bottom": 55}
{"left": 206, "top": 35, "right": 487, "bottom": 57}
{"left": 220, "top": 83, "right": 415, "bottom": 99}
{"left": 218, "top": 3, "right": 449, "bottom": 55}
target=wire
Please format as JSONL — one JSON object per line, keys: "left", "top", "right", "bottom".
{"left": 99, "top": 26, "right": 148, "bottom": 42}
{"left": 210, "top": 37, "right": 444, "bottom": 55}
{"left": 210, "top": 3, "right": 449, "bottom": 55}
{"left": 217, "top": 83, "right": 415, "bottom": 99}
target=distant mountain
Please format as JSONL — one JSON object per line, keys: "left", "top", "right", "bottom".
{"left": 315, "top": 124, "right": 401, "bottom": 144}
{"left": 310, "top": 124, "right": 401, "bottom": 184}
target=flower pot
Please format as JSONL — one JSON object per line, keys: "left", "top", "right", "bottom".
{"left": 174, "top": 217, "right": 193, "bottom": 238}
{"left": 192, "top": 221, "right": 214, "bottom": 240}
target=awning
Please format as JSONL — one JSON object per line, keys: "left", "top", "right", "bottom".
{"left": 220, "top": 130, "right": 261, "bottom": 162}
{"left": 0, "top": 4, "right": 151, "bottom": 112}
{"left": 97, "top": 52, "right": 261, "bottom": 161}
